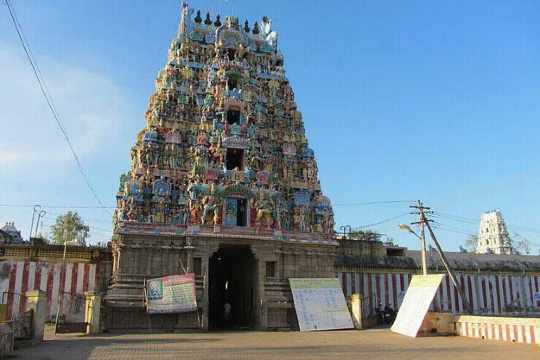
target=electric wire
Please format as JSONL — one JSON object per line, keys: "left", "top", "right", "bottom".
{"left": 0, "top": 204, "right": 115, "bottom": 209}
{"left": 431, "top": 220, "right": 540, "bottom": 249}
{"left": 333, "top": 200, "right": 413, "bottom": 207}
{"left": 0, "top": 200, "right": 412, "bottom": 210}
{"left": 433, "top": 211, "right": 540, "bottom": 235}
{"left": 354, "top": 212, "right": 410, "bottom": 229}
{"left": 40, "top": 220, "right": 111, "bottom": 235}
{"left": 4, "top": 0, "right": 111, "bottom": 216}
{"left": 432, "top": 211, "right": 540, "bottom": 251}
{"left": 39, "top": 209, "right": 114, "bottom": 225}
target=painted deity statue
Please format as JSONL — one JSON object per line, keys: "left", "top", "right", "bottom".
{"left": 201, "top": 189, "right": 220, "bottom": 225}
{"left": 255, "top": 192, "right": 274, "bottom": 230}
{"left": 114, "top": 5, "right": 335, "bottom": 238}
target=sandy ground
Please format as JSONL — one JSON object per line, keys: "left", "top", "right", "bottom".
{"left": 11, "top": 329, "right": 539, "bottom": 360}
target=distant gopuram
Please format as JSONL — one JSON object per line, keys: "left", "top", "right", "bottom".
{"left": 105, "top": 3, "right": 337, "bottom": 330}
{"left": 476, "top": 210, "right": 513, "bottom": 255}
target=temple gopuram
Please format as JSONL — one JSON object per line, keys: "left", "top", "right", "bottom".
{"left": 104, "top": 3, "right": 337, "bottom": 330}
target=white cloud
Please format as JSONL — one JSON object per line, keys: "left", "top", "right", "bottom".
{"left": 0, "top": 44, "right": 133, "bottom": 172}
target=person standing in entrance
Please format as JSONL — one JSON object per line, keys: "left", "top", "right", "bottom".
{"left": 224, "top": 301, "right": 232, "bottom": 325}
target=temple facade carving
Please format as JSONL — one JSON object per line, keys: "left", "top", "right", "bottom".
{"left": 105, "top": 3, "right": 337, "bottom": 330}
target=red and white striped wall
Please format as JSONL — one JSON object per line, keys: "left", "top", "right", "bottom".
{"left": 0, "top": 260, "right": 96, "bottom": 322}
{"left": 455, "top": 315, "right": 540, "bottom": 346}
{"left": 337, "top": 271, "right": 412, "bottom": 318}
{"left": 337, "top": 270, "right": 540, "bottom": 316}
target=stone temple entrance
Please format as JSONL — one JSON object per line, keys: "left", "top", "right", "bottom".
{"left": 208, "top": 245, "right": 257, "bottom": 330}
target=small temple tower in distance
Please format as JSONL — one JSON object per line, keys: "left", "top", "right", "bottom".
{"left": 104, "top": 3, "right": 337, "bottom": 330}
{"left": 476, "top": 209, "right": 512, "bottom": 255}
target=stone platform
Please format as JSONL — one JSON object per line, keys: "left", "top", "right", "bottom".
{"left": 13, "top": 329, "right": 540, "bottom": 360}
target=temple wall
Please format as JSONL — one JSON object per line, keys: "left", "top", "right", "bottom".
{"left": 3, "top": 242, "right": 539, "bottom": 331}
{"left": 104, "top": 233, "right": 336, "bottom": 330}
{"left": 0, "top": 245, "right": 112, "bottom": 323}
{"left": 337, "top": 268, "right": 540, "bottom": 318}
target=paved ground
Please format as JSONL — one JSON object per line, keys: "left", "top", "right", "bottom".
{"left": 11, "top": 329, "right": 539, "bottom": 360}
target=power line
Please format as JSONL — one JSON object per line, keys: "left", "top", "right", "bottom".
{"left": 333, "top": 200, "right": 413, "bottom": 207}
{"left": 431, "top": 212, "right": 478, "bottom": 225}
{"left": 0, "top": 204, "right": 115, "bottom": 209}
{"left": 0, "top": 199, "right": 412, "bottom": 210}
{"left": 354, "top": 213, "right": 410, "bottom": 229}
{"left": 433, "top": 211, "right": 540, "bottom": 235}
{"left": 4, "top": 0, "right": 111, "bottom": 216}
{"left": 431, "top": 221, "right": 540, "bottom": 248}
{"left": 40, "top": 219, "right": 112, "bottom": 235}
{"left": 430, "top": 216, "right": 479, "bottom": 234}
{"left": 431, "top": 224, "right": 476, "bottom": 237}
{"left": 42, "top": 209, "right": 113, "bottom": 226}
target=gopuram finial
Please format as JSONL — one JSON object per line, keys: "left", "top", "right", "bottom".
{"left": 204, "top": 12, "right": 212, "bottom": 26}
{"left": 194, "top": 10, "right": 202, "bottom": 24}
{"left": 214, "top": 15, "right": 222, "bottom": 27}
{"left": 178, "top": 1, "right": 189, "bottom": 36}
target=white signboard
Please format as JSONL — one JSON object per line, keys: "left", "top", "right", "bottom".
{"left": 145, "top": 273, "right": 197, "bottom": 314}
{"left": 391, "top": 274, "right": 445, "bottom": 337}
{"left": 289, "top": 278, "right": 353, "bottom": 331}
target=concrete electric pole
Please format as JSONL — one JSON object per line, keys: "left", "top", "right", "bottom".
{"left": 410, "top": 201, "right": 429, "bottom": 276}
{"left": 400, "top": 201, "right": 472, "bottom": 313}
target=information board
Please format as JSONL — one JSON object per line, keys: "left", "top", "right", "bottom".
{"left": 289, "top": 278, "right": 353, "bottom": 331}
{"left": 391, "top": 274, "right": 445, "bottom": 337}
{"left": 534, "top": 292, "right": 540, "bottom": 302}
{"left": 145, "top": 273, "right": 197, "bottom": 314}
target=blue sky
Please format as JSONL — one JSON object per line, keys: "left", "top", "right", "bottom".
{"left": 1, "top": 0, "right": 539, "bottom": 252}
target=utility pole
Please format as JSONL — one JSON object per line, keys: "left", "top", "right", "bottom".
{"left": 54, "top": 228, "right": 68, "bottom": 334}
{"left": 410, "top": 201, "right": 429, "bottom": 275}
{"left": 424, "top": 217, "right": 472, "bottom": 313}
{"left": 404, "top": 201, "right": 472, "bottom": 314}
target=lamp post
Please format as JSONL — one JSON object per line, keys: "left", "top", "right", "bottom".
{"left": 28, "top": 205, "right": 41, "bottom": 241}
{"left": 399, "top": 224, "right": 428, "bottom": 275}
{"left": 339, "top": 225, "right": 351, "bottom": 239}
{"left": 34, "top": 210, "right": 46, "bottom": 239}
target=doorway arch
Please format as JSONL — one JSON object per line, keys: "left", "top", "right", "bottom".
{"left": 208, "top": 245, "right": 257, "bottom": 329}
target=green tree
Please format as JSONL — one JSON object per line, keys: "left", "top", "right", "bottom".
{"left": 464, "top": 235, "right": 478, "bottom": 252}
{"left": 50, "top": 211, "right": 90, "bottom": 246}
{"left": 347, "top": 229, "right": 381, "bottom": 241}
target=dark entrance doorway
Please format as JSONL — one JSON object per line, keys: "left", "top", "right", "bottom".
{"left": 208, "top": 245, "right": 257, "bottom": 330}
{"left": 226, "top": 148, "right": 244, "bottom": 170}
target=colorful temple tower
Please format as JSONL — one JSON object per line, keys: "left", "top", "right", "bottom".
{"left": 105, "top": 3, "right": 337, "bottom": 330}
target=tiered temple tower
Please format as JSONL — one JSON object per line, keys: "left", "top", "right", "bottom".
{"left": 476, "top": 209, "right": 512, "bottom": 255}
{"left": 105, "top": 3, "right": 337, "bottom": 330}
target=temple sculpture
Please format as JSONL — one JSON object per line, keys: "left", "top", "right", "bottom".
{"left": 105, "top": 3, "right": 337, "bottom": 330}
{"left": 114, "top": 7, "right": 334, "bottom": 235}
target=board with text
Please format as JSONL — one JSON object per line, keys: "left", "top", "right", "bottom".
{"left": 289, "top": 278, "right": 353, "bottom": 331}
{"left": 391, "top": 274, "right": 445, "bottom": 337}
{"left": 145, "top": 273, "right": 197, "bottom": 314}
